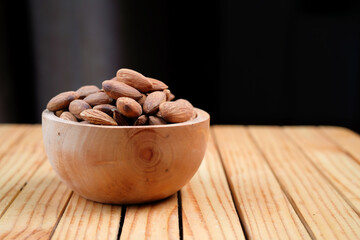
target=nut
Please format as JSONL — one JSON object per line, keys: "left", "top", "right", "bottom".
{"left": 47, "top": 91, "right": 79, "bottom": 111}
{"left": 164, "top": 89, "right": 175, "bottom": 101}
{"left": 134, "top": 115, "right": 149, "bottom": 126}
{"left": 116, "top": 68, "right": 152, "bottom": 92}
{"left": 76, "top": 85, "right": 100, "bottom": 99}
{"left": 148, "top": 116, "right": 167, "bottom": 125}
{"left": 60, "top": 111, "right": 78, "bottom": 122}
{"left": 159, "top": 99, "right": 194, "bottom": 123}
{"left": 116, "top": 97, "right": 142, "bottom": 118}
{"left": 93, "top": 104, "right": 117, "bottom": 116}
{"left": 55, "top": 110, "right": 65, "bottom": 117}
{"left": 137, "top": 94, "right": 147, "bottom": 106}
{"left": 69, "top": 99, "right": 92, "bottom": 119}
{"left": 147, "top": 77, "right": 168, "bottom": 91}
{"left": 102, "top": 79, "right": 142, "bottom": 100}
{"left": 47, "top": 68, "right": 199, "bottom": 126}
{"left": 113, "top": 109, "right": 130, "bottom": 126}
{"left": 143, "top": 91, "right": 166, "bottom": 115}
{"left": 83, "top": 92, "right": 113, "bottom": 106}
{"left": 80, "top": 109, "right": 118, "bottom": 126}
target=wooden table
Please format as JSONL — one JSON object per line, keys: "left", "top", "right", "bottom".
{"left": 0, "top": 125, "right": 359, "bottom": 239}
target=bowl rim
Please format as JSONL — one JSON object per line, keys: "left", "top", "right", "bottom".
{"left": 42, "top": 108, "right": 210, "bottom": 129}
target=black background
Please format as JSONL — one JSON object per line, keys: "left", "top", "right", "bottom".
{"left": 1, "top": 1, "right": 359, "bottom": 132}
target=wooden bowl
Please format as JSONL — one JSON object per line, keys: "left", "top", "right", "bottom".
{"left": 42, "top": 108, "right": 209, "bottom": 204}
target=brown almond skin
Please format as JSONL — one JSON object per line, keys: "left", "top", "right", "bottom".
{"left": 137, "top": 94, "right": 147, "bottom": 106}
{"left": 116, "top": 68, "right": 152, "bottom": 92}
{"left": 134, "top": 115, "right": 149, "bottom": 126}
{"left": 83, "top": 92, "right": 113, "bottom": 106}
{"left": 80, "top": 109, "right": 118, "bottom": 126}
{"left": 60, "top": 111, "right": 78, "bottom": 122}
{"left": 116, "top": 97, "right": 142, "bottom": 118}
{"left": 163, "top": 89, "right": 175, "bottom": 101}
{"left": 102, "top": 79, "right": 142, "bottom": 100}
{"left": 191, "top": 110, "right": 197, "bottom": 120}
{"left": 47, "top": 91, "right": 79, "bottom": 111}
{"left": 148, "top": 116, "right": 167, "bottom": 125}
{"left": 76, "top": 85, "right": 100, "bottom": 99}
{"left": 69, "top": 99, "right": 91, "bottom": 119}
{"left": 147, "top": 77, "right": 168, "bottom": 91}
{"left": 55, "top": 110, "right": 65, "bottom": 117}
{"left": 93, "top": 104, "right": 117, "bottom": 116}
{"left": 143, "top": 91, "right": 166, "bottom": 115}
{"left": 112, "top": 109, "right": 130, "bottom": 126}
{"left": 159, "top": 99, "right": 194, "bottom": 123}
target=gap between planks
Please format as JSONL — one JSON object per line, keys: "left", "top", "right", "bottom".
{"left": 319, "top": 126, "right": 360, "bottom": 165}
{"left": 0, "top": 126, "right": 47, "bottom": 218}
{"left": 248, "top": 126, "right": 360, "bottom": 239}
{"left": 211, "top": 129, "right": 250, "bottom": 240}
{"left": 213, "top": 126, "right": 311, "bottom": 240}
{"left": 120, "top": 193, "right": 179, "bottom": 240}
{"left": 51, "top": 192, "right": 122, "bottom": 240}
{"left": 283, "top": 126, "right": 360, "bottom": 217}
{"left": 180, "top": 132, "right": 245, "bottom": 240}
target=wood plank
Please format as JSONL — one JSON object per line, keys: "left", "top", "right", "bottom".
{"left": 0, "top": 125, "right": 34, "bottom": 162}
{"left": 52, "top": 193, "right": 122, "bottom": 240}
{"left": 0, "top": 161, "right": 72, "bottom": 239}
{"left": 0, "top": 126, "right": 46, "bottom": 216}
{"left": 249, "top": 126, "right": 360, "bottom": 239}
{"left": 181, "top": 133, "right": 245, "bottom": 239}
{"left": 321, "top": 126, "right": 360, "bottom": 164}
{"left": 120, "top": 194, "right": 178, "bottom": 240}
{"left": 284, "top": 127, "right": 360, "bottom": 215}
{"left": 213, "top": 126, "right": 310, "bottom": 240}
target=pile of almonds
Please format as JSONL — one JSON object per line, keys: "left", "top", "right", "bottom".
{"left": 46, "top": 68, "right": 196, "bottom": 126}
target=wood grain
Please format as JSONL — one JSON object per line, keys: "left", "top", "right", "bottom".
{"left": 0, "top": 125, "right": 34, "bottom": 161}
{"left": 52, "top": 193, "right": 122, "bottom": 240}
{"left": 213, "top": 126, "right": 310, "bottom": 240}
{"left": 249, "top": 126, "right": 360, "bottom": 239}
{"left": 321, "top": 126, "right": 360, "bottom": 164}
{"left": 42, "top": 108, "right": 209, "bottom": 204}
{"left": 181, "top": 133, "right": 245, "bottom": 240}
{"left": 120, "top": 194, "right": 179, "bottom": 240}
{"left": 284, "top": 126, "right": 360, "bottom": 215}
{"left": 0, "top": 161, "right": 72, "bottom": 239}
{"left": 0, "top": 126, "right": 46, "bottom": 216}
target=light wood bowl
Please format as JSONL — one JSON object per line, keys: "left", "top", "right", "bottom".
{"left": 42, "top": 108, "right": 209, "bottom": 204}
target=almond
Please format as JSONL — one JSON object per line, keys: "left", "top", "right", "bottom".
{"left": 93, "top": 104, "right": 117, "bottom": 116}
{"left": 102, "top": 79, "right": 142, "bottom": 100}
{"left": 159, "top": 99, "right": 194, "bottom": 123}
{"left": 137, "top": 94, "right": 147, "bottom": 106}
{"left": 147, "top": 77, "right": 168, "bottom": 91}
{"left": 47, "top": 91, "right": 79, "bottom": 111}
{"left": 83, "top": 92, "right": 113, "bottom": 106}
{"left": 191, "top": 110, "right": 197, "bottom": 120}
{"left": 80, "top": 109, "right": 118, "bottom": 126}
{"left": 55, "top": 110, "right": 65, "bottom": 117}
{"left": 116, "top": 97, "right": 142, "bottom": 118}
{"left": 76, "top": 85, "right": 100, "bottom": 99}
{"left": 155, "top": 110, "right": 162, "bottom": 118}
{"left": 116, "top": 68, "right": 152, "bottom": 92}
{"left": 143, "top": 91, "right": 166, "bottom": 114}
{"left": 148, "top": 116, "right": 167, "bottom": 125}
{"left": 113, "top": 109, "right": 130, "bottom": 126}
{"left": 69, "top": 100, "right": 91, "bottom": 119}
{"left": 60, "top": 111, "right": 78, "bottom": 122}
{"left": 134, "top": 115, "right": 148, "bottom": 126}
{"left": 163, "top": 89, "right": 175, "bottom": 101}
